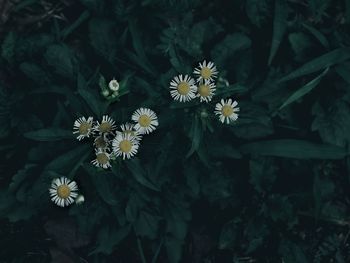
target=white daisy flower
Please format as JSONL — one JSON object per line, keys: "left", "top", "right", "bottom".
{"left": 131, "top": 108, "right": 159, "bottom": 135}
{"left": 112, "top": 133, "right": 139, "bottom": 160}
{"left": 91, "top": 149, "right": 112, "bottom": 169}
{"left": 94, "top": 115, "right": 116, "bottom": 134}
{"left": 196, "top": 80, "right": 216, "bottom": 102}
{"left": 193, "top": 60, "right": 218, "bottom": 83}
{"left": 215, "top": 99, "right": 240, "bottom": 124}
{"left": 73, "top": 116, "right": 94, "bottom": 141}
{"left": 117, "top": 123, "right": 142, "bottom": 141}
{"left": 49, "top": 177, "right": 78, "bottom": 207}
{"left": 109, "top": 79, "right": 120, "bottom": 92}
{"left": 94, "top": 134, "right": 110, "bottom": 151}
{"left": 169, "top": 74, "right": 197, "bottom": 102}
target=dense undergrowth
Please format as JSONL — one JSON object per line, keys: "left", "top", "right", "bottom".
{"left": 1, "top": 0, "right": 350, "bottom": 262}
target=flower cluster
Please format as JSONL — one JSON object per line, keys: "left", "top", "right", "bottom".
{"left": 101, "top": 78, "right": 121, "bottom": 100}
{"left": 169, "top": 60, "right": 240, "bottom": 124}
{"left": 73, "top": 108, "right": 158, "bottom": 169}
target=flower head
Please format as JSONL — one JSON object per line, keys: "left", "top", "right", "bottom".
{"left": 131, "top": 108, "right": 159, "bottom": 135}
{"left": 73, "top": 117, "right": 94, "bottom": 141}
{"left": 49, "top": 177, "right": 78, "bottom": 207}
{"left": 215, "top": 99, "right": 239, "bottom": 124}
{"left": 196, "top": 79, "right": 216, "bottom": 102}
{"left": 169, "top": 74, "right": 197, "bottom": 102}
{"left": 193, "top": 60, "right": 218, "bottom": 83}
{"left": 94, "top": 115, "right": 116, "bottom": 134}
{"left": 94, "top": 134, "right": 110, "bottom": 150}
{"left": 117, "top": 123, "right": 142, "bottom": 141}
{"left": 91, "top": 149, "right": 112, "bottom": 169}
{"left": 112, "top": 133, "right": 139, "bottom": 160}
{"left": 109, "top": 79, "right": 120, "bottom": 92}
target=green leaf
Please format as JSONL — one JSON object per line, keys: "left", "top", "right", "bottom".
{"left": 1, "top": 31, "right": 17, "bottom": 64}
{"left": 45, "top": 144, "right": 90, "bottom": 175}
{"left": 91, "top": 225, "right": 131, "bottom": 255}
{"left": 313, "top": 169, "right": 335, "bottom": 217}
{"left": 279, "top": 67, "right": 329, "bottom": 109}
{"left": 89, "top": 19, "right": 117, "bottom": 63}
{"left": 268, "top": 0, "right": 288, "bottom": 65}
{"left": 312, "top": 100, "right": 350, "bottom": 147}
{"left": 165, "top": 237, "right": 183, "bottom": 263}
{"left": 302, "top": 23, "right": 329, "bottom": 49}
{"left": 240, "top": 139, "right": 347, "bottom": 159}
{"left": 279, "top": 47, "right": 350, "bottom": 82}
{"left": 186, "top": 114, "right": 203, "bottom": 158}
{"left": 24, "top": 128, "right": 73, "bottom": 141}
{"left": 245, "top": 0, "right": 270, "bottom": 27}
{"left": 249, "top": 157, "right": 277, "bottom": 193}
{"left": 84, "top": 165, "right": 119, "bottom": 206}
{"left": 218, "top": 219, "right": 240, "bottom": 249}
{"left": 45, "top": 44, "right": 76, "bottom": 78}
{"left": 61, "top": 10, "right": 90, "bottom": 39}
{"left": 126, "top": 159, "right": 160, "bottom": 191}
{"left": 211, "top": 33, "right": 251, "bottom": 66}
{"left": 77, "top": 73, "right": 108, "bottom": 118}
{"left": 134, "top": 211, "right": 161, "bottom": 239}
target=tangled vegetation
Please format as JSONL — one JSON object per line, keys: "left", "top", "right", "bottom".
{"left": 1, "top": 0, "right": 350, "bottom": 262}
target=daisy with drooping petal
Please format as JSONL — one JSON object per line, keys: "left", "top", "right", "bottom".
{"left": 91, "top": 149, "right": 112, "bottom": 169}
{"left": 94, "top": 134, "right": 110, "bottom": 150}
{"left": 169, "top": 74, "right": 197, "bottom": 102}
{"left": 94, "top": 115, "right": 116, "bottom": 134}
{"left": 196, "top": 80, "right": 216, "bottom": 102}
{"left": 109, "top": 78, "right": 120, "bottom": 92}
{"left": 117, "top": 123, "right": 142, "bottom": 141}
{"left": 49, "top": 177, "right": 78, "bottom": 207}
{"left": 193, "top": 60, "right": 218, "bottom": 83}
{"left": 214, "top": 98, "right": 240, "bottom": 124}
{"left": 131, "top": 108, "right": 159, "bottom": 135}
{"left": 112, "top": 133, "right": 139, "bottom": 160}
{"left": 73, "top": 116, "right": 94, "bottom": 141}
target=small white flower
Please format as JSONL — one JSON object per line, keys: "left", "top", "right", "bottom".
{"left": 91, "top": 149, "right": 112, "bottom": 169}
{"left": 117, "top": 123, "right": 142, "bottom": 141}
{"left": 73, "top": 117, "right": 94, "bottom": 141}
{"left": 193, "top": 60, "right": 218, "bottom": 83}
{"left": 131, "top": 108, "right": 159, "bottom": 135}
{"left": 109, "top": 79, "right": 120, "bottom": 92}
{"left": 94, "top": 115, "right": 116, "bottom": 134}
{"left": 214, "top": 99, "right": 240, "bottom": 124}
{"left": 169, "top": 74, "right": 197, "bottom": 102}
{"left": 94, "top": 134, "right": 110, "bottom": 150}
{"left": 49, "top": 177, "right": 78, "bottom": 207}
{"left": 112, "top": 133, "right": 139, "bottom": 160}
{"left": 75, "top": 194, "right": 85, "bottom": 205}
{"left": 196, "top": 80, "right": 216, "bottom": 102}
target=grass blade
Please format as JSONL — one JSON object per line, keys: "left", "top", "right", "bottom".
{"left": 279, "top": 67, "right": 329, "bottom": 110}
{"left": 268, "top": 0, "right": 288, "bottom": 65}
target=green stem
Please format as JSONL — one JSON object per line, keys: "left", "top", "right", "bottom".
{"left": 137, "top": 237, "right": 147, "bottom": 263}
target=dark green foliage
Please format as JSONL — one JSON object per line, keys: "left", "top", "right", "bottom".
{"left": 1, "top": 0, "right": 350, "bottom": 262}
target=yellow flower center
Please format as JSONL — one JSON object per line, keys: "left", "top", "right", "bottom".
{"left": 57, "top": 185, "right": 71, "bottom": 199}
{"left": 95, "top": 137, "right": 107, "bottom": 148}
{"left": 222, "top": 105, "right": 233, "bottom": 117}
{"left": 138, "top": 115, "right": 151, "bottom": 127}
{"left": 79, "top": 122, "right": 91, "bottom": 135}
{"left": 177, "top": 82, "right": 190, "bottom": 95}
{"left": 200, "top": 67, "right": 212, "bottom": 79}
{"left": 99, "top": 122, "right": 112, "bottom": 133}
{"left": 120, "top": 140, "right": 132, "bottom": 153}
{"left": 96, "top": 153, "right": 109, "bottom": 164}
{"left": 198, "top": 84, "right": 210, "bottom": 97}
